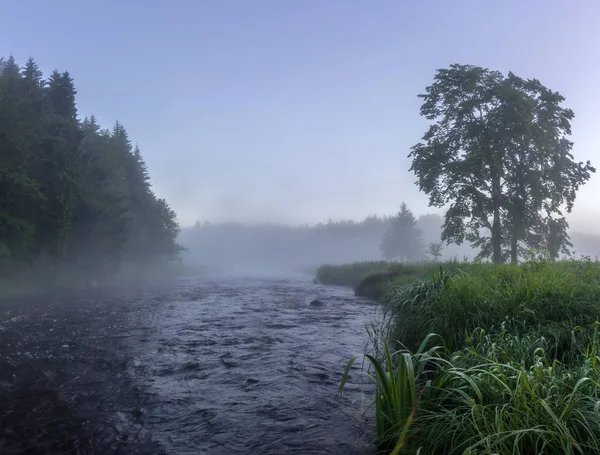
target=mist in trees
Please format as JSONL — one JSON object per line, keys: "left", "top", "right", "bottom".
{"left": 380, "top": 203, "right": 425, "bottom": 261}
{"left": 179, "top": 212, "right": 476, "bottom": 273}
{"left": 427, "top": 243, "right": 444, "bottom": 260}
{"left": 0, "top": 56, "right": 182, "bottom": 286}
{"left": 3, "top": 55, "right": 597, "bottom": 284}
{"left": 409, "top": 64, "right": 595, "bottom": 264}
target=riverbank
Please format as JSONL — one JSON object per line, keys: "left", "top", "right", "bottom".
{"left": 320, "top": 259, "right": 600, "bottom": 453}
{"left": 315, "top": 260, "right": 470, "bottom": 298}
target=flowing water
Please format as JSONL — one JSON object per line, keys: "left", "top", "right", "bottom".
{"left": 131, "top": 275, "right": 380, "bottom": 454}
{"left": 0, "top": 275, "right": 381, "bottom": 454}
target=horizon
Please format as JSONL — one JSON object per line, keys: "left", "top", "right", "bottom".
{"left": 184, "top": 211, "right": 600, "bottom": 236}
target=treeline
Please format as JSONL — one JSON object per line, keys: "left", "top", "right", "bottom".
{"left": 181, "top": 212, "right": 600, "bottom": 271}
{"left": 180, "top": 213, "right": 473, "bottom": 271}
{"left": 0, "top": 56, "right": 181, "bottom": 285}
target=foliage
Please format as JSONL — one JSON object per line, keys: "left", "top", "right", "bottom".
{"left": 339, "top": 259, "right": 600, "bottom": 454}
{"left": 314, "top": 259, "right": 470, "bottom": 290}
{"left": 409, "top": 64, "right": 595, "bottom": 264}
{"left": 380, "top": 203, "right": 425, "bottom": 261}
{"left": 0, "top": 55, "right": 182, "bottom": 285}
{"left": 339, "top": 333, "right": 441, "bottom": 454}
{"left": 382, "top": 260, "right": 600, "bottom": 353}
{"left": 315, "top": 261, "right": 455, "bottom": 289}
{"left": 316, "top": 261, "right": 393, "bottom": 287}
{"left": 413, "top": 327, "right": 600, "bottom": 454}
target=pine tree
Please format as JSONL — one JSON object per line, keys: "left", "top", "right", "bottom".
{"left": 37, "top": 71, "right": 83, "bottom": 260}
{"left": 380, "top": 203, "right": 425, "bottom": 261}
{"left": 0, "top": 57, "right": 44, "bottom": 263}
{"left": 0, "top": 55, "right": 182, "bottom": 281}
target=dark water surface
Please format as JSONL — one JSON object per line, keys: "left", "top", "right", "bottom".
{"left": 131, "top": 276, "right": 379, "bottom": 454}
{"left": 0, "top": 276, "right": 379, "bottom": 454}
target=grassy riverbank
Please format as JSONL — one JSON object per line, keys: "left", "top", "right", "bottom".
{"left": 315, "top": 259, "right": 470, "bottom": 293}
{"left": 324, "top": 259, "right": 600, "bottom": 454}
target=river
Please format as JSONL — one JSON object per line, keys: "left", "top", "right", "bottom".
{"left": 0, "top": 275, "right": 380, "bottom": 454}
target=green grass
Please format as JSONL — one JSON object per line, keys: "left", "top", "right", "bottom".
{"left": 315, "top": 259, "right": 473, "bottom": 290}
{"left": 411, "top": 327, "right": 600, "bottom": 454}
{"left": 339, "top": 332, "right": 441, "bottom": 454}
{"left": 316, "top": 261, "right": 395, "bottom": 287}
{"left": 383, "top": 260, "right": 600, "bottom": 353}
{"left": 330, "top": 259, "right": 600, "bottom": 454}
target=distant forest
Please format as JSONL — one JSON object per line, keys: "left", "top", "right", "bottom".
{"left": 0, "top": 56, "right": 182, "bottom": 286}
{"left": 180, "top": 214, "right": 600, "bottom": 272}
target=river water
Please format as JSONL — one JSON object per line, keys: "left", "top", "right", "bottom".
{"left": 0, "top": 275, "right": 381, "bottom": 454}
{"left": 131, "top": 275, "right": 380, "bottom": 454}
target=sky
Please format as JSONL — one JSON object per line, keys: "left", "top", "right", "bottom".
{"left": 2, "top": 0, "right": 600, "bottom": 231}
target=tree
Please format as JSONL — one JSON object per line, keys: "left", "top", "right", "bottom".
{"left": 528, "top": 216, "right": 573, "bottom": 261}
{"left": 0, "top": 56, "right": 45, "bottom": 263}
{"left": 0, "top": 55, "right": 183, "bottom": 282}
{"left": 37, "top": 70, "right": 83, "bottom": 260}
{"left": 427, "top": 242, "right": 443, "bottom": 261}
{"left": 409, "top": 64, "right": 595, "bottom": 263}
{"left": 380, "top": 202, "right": 424, "bottom": 261}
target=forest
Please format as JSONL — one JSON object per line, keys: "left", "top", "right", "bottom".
{"left": 181, "top": 212, "right": 600, "bottom": 273}
{"left": 0, "top": 56, "right": 182, "bottom": 289}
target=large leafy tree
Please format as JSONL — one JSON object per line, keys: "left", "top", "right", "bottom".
{"left": 380, "top": 202, "right": 424, "bottom": 261}
{"left": 409, "top": 64, "right": 595, "bottom": 263}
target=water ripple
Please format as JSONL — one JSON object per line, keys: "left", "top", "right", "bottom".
{"left": 129, "top": 276, "right": 380, "bottom": 454}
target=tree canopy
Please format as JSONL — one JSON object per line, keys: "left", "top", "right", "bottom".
{"left": 409, "top": 64, "right": 595, "bottom": 263}
{"left": 0, "top": 55, "right": 182, "bottom": 284}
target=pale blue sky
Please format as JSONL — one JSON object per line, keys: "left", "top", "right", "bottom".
{"left": 3, "top": 1, "right": 600, "bottom": 231}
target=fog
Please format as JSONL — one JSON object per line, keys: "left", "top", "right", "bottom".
{"left": 179, "top": 214, "right": 600, "bottom": 274}
{"left": 4, "top": 2, "right": 600, "bottom": 250}
{"left": 3, "top": 1, "right": 600, "bottom": 280}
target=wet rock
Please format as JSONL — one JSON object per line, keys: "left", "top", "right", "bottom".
{"left": 309, "top": 299, "right": 325, "bottom": 307}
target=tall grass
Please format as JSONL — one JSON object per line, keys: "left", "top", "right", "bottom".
{"left": 316, "top": 261, "right": 395, "bottom": 288}
{"left": 413, "top": 328, "right": 600, "bottom": 454}
{"left": 338, "top": 332, "right": 442, "bottom": 454}
{"left": 315, "top": 259, "right": 470, "bottom": 289}
{"left": 382, "top": 261, "right": 600, "bottom": 353}
{"left": 338, "top": 259, "right": 600, "bottom": 454}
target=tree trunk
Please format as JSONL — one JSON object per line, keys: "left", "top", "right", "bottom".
{"left": 492, "top": 210, "right": 502, "bottom": 263}
{"left": 491, "top": 176, "right": 503, "bottom": 264}
{"left": 510, "top": 235, "right": 518, "bottom": 263}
